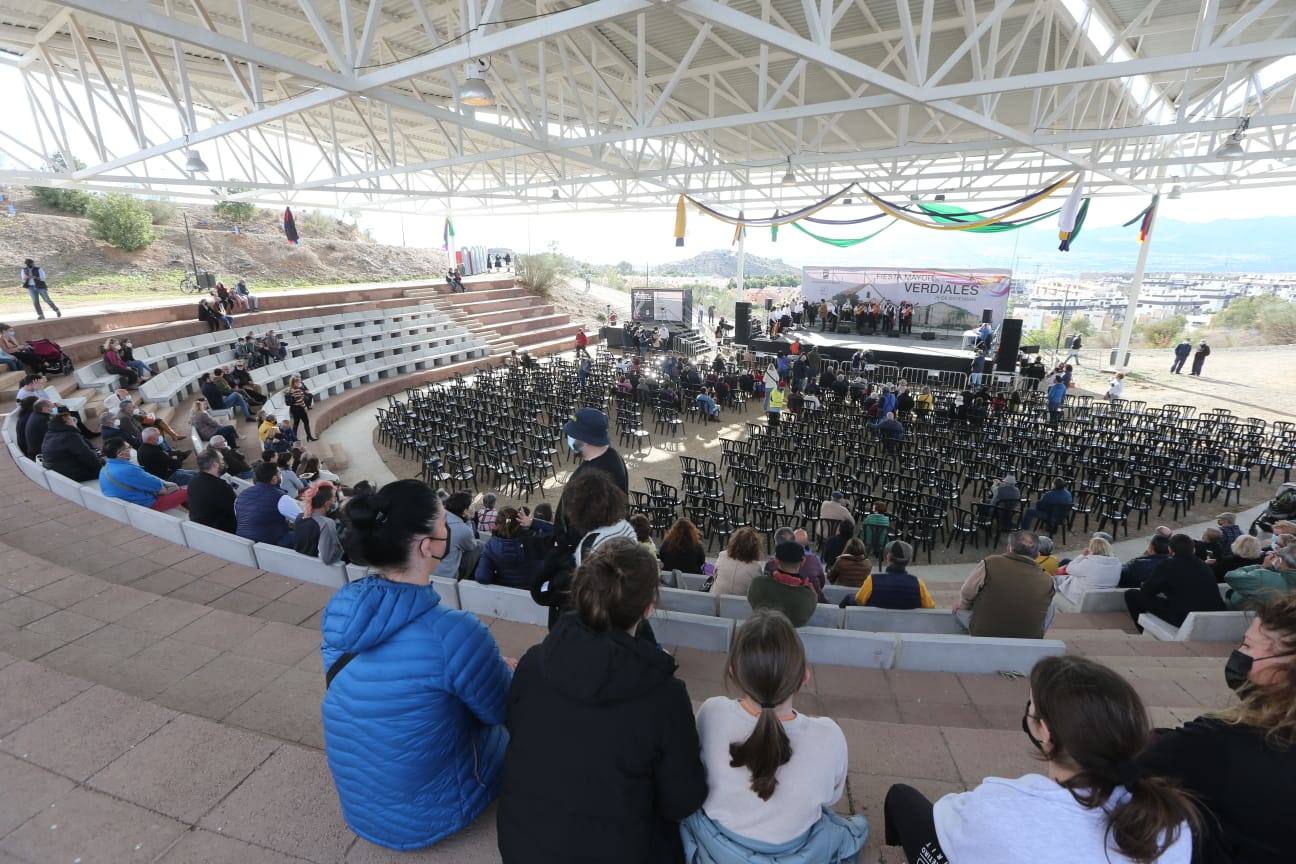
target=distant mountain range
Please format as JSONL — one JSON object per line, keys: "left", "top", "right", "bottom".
{"left": 653, "top": 249, "right": 798, "bottom": 277}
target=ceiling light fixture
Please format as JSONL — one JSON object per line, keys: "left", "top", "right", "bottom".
{"left": 842, "top": 197, "right": 853, "bottom": 206}
{"left": 1215, "top": 116, "right": 1249, "bottom": 159}
{"left": 1168, "top": 177, "right": 1183, "bottom": 200}
{"left": 781, "top": 157, "right": 795, "bottom": 186}
{"left": 183, "top": 148, "right": 209, "bottom": 175}
{"left": 459, "top": 59, "right": 495, "bottom": 108}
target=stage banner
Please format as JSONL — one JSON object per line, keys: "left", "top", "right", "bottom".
{"left": 801, "top": 266, "right": 1012, "bottom": 325}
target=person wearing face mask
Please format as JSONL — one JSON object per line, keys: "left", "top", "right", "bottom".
{"left": 98, "top": 438, "right": 188, "bottom": 512}
{"left": 884, "top": 655, "right": 1196, "bottom": 864}
{"left": 293, "top": 481, "right": 344, "bottom": 564}
{"left": 1137, "top": 594, "right": 1296, "bottom": 863}
{"left": 555, "top": 408, "right": 628, "bottom": 530}
{"left": 322, "top": 479, "right": 514, "bottom": 851}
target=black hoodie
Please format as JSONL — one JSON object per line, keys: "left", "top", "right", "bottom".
{"left": 497, "top": 613, "right": 707, "bottom": 864}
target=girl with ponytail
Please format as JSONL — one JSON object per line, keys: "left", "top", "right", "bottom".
{"left": 679, "top": 610, "right": 869, "bottom": 864}
{"left": 885, "top": 654, "right": 1196, "bottom": 864}
{"left": 499, "top": 538, "right": 707, "bottom": 864}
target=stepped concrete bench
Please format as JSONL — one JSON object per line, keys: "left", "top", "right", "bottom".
{"left": 1054, "top": 588, "right": 1128, "bottom": 613}
{"left": 1138, "top": 611, "right": 1251, "bottom": 642}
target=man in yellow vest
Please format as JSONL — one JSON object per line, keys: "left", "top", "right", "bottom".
{"left": 766, "top": 380, "right": 788, "bottom": 427}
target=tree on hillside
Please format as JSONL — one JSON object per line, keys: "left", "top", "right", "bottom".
{"left": 1136, "top": 315, "right": 1186, "bottom": 348}
{"left": 87, "top": 194, "right": 156, "bottom": 251}
{"left": 32, "top": 153, "right": 93, "bottom": 215}
{"left": 212, "top": 187, "right": 256, "bottom": 226}
{"left": 1023, "top": 315, "right": 1094, "bottom": 350}
{"left": 1212, "top": 296, "right": 1266, "bottom": 330}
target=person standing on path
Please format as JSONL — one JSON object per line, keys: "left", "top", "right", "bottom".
{"left": 20, "top": 259, "right": 60, "bottom": 319}
{"left": 1064, "top": 333, "right": 1082, "bottom": 365}
{"left": 1191, "top": 340, "right": 1211, "bottom": 376}
{"left": 1170, "top": 338, "right": 1192, "bottom": 374}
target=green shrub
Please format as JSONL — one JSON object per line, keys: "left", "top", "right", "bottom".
{"left": 1135, "top": 315, "right": 1186, "bottom": 348}
{"left": 516, "top": 253, "right": 565, "bottom": 299}
{"left": 31, "top": 153, "right": 93, "bottom": 215}
{"left": 297, "top": 209, "right": 336, "bottom": 237}
{"left": 213, "top": 198, "right": 256, "bottom": 225}
{"left": 87, "top": 194, "right": 156, "bottom": 251}
{"left": 141, "top": 199, "right": 177, "bottom": 225}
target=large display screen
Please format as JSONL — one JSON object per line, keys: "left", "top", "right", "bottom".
{"left": 631, "top": 289, "right": 691, "bottom": 324}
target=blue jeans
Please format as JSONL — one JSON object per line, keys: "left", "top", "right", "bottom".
{"left": 27, "top": 285, "right": 60, "bottom": 317}
{"left": 0, "top": 352, "right": 20, "bottom": 371}
{"left": 221, "top": 392, "right": 251, "bottom": 417}
{"left": 126, "top": 360, "right": 151, "bottom": 378}
{"left": 169, "top": 469, "right": 198, "bottom": 487}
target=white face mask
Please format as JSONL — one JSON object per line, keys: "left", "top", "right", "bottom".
{"left": 566, "top": 435, "right": 583, "bottom": 454}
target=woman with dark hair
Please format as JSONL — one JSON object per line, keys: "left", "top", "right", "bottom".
{"left": 710, "top": 527, "right": 765, "bottom": 596}
{"left": 827, "top": 538, "right": 872, "bottom": 589}
{"left": 288, "top": 376, "right": 317, "bottom": 441}
{"left": 682, "top": 610, "right": 868, "bottom": 862}
{"left": 630, "top": 513, "right": 657, "bottom": 557}
{"left": 321, "top": 480, "right": 513, "bottom": 851}
{"left": 885, "top": 654, "right": 1195, "bottom": 864}
{"left": 1138, "top": 594, "right": 1296, "bottom": 863}
{"left": 474, "top": 507, "right": 544, "bottom": 588}
{"left": 498, "top": 539, "right": 707, "bottom": 863}
{"left": 14, "top": 395, "right": 38, "bottom": 458}
{"left": 531, "top": 468, "right": 637, "bottom": 628}
{"left": 658, "top": 517, "right": 706, "bottom": 574}
{"left": 821, "top": 519, "right": 855, "bottom": 568}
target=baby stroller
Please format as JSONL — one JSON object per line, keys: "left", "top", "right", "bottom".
{"left": 1251, "top": 482, "right": 1296, "bottom": 535}
{"left": 25, "top": 338, "right": 74, "bottom": 377}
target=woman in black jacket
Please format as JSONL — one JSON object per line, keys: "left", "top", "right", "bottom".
{"left": 14, "top": 395, "right": 37, "bottom": 458}
{"left": 1138, "top": 593, "right": 1296, "bottom": 864}
{"left": 658, "top": 517, "right": 706, "bottom": 574}
{"left": 499, "top": 538, "right": 707, "bottom": 864}
{"left": 41, "top": 412, "right": 101, "bottom": 481}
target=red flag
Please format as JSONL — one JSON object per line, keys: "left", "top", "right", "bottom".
{"left": 284, "top": 207, "right": 299, "bottom": 245}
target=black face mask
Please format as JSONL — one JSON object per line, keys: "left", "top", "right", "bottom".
{"left": 1225, "top": 649, "right": 1296, "bottom": 691}
{"left": 1021, "top": 701, "right": 1045, "bottom": 752}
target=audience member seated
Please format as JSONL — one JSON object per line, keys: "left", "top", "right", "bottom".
{"left": 1120, "top": 534, "right": 1172, "bottom": 588}
{"left": 1208, "top": 534, "right": 1267, "bottom": 582}
{"left": 1125, "top": 533, "right": 1225, "bottom": 632}
{"left": 629, "top": 513, "right": 657, "bottom": 558}
{"left": 1214, "top": 512, "right": 1243, "bottom": 546}
{"left": 1139, "top": 594, "right": 1296, "bottom": 863}
{"left": 659, "top": 517, "right": 707, "bottom": 574}
{"left": 13, "top": 396, "right": 36, "bottom": 458}
{"left": 22, "top": 399, "right": 53, "bottom": 459}
{"left": 498, "top": 539, "right": 706, "bottom": 864}
{"left": 98, "top": 438, "right": 188, "bottom": 512}
{"left": 749, "top": 541, "right": 819, "bottom": 628}
{"left": 682, "top": 610, "right": 869, "bottom": 863}
{"left": 432, "top": 492, "right": 480, "bottom": 580}
{"left": 1055, "top": 536, "right": 1122, "bottom": 606}
{"left": 292, "top": 481, "right": 343, "bottom": 565}
{"left": 1223, "top": 546, "right": 1296, "bottom": 609}
{"left": 708, "top": 527, "right": 764, "bottom": 596}
{"left": 987, "top": 473, "right": 1022, "bottom": 530}
{"left": 321, "top": 480, "right": 511, "bottom": 851}
{"left": 840, "top": 540, "right": 936, "bottom": 610}
{"left": 40, "top": 410, "right": 100, "bottom": 482}
{"left": 818, "top": 490, "right": 853, "bottom": 524}
{"left": 274, "top": 451, "right": 306, "bottom": 496}
{"left": 1035, "top": 535, "right": 1060, "bottom": 575}
{"left": 138, "top": 428, "right": 196, "bottom": 487}
{"left": 885, "top": 655, "right": 1195, "bottom": 864}
{"left": 197, "top": 297, "right": 232, "bottom": 331}
{"left": 858, "top": 502, "right": 891, "bottom": 557}
{"left": 471, "top": 492, "right": 498, "bottom": 536}
{"left": 473, "top": 507, "right": 544, "bottom": 589}
{"left": 208, "top": 435, "right": 251, "bottom": 479}
{"left": 1021, "top": 477, "right": 1074, "bottom": 530}
{"left": 827, "top": 538, "right": 872, "bottom": 589}
{"left": 200, "top": 371, "right": 254, "bottom": 421}
{"left": 187, "top": 449, "right": 237, "bottom": 534}
{"left": 955, "top": 531, "right": 1055, "bottom": 638}
{"left": 1195, "top": 526, "right": 1229, "bottom": 563}
{"left": 533, "top": 470, "right": 636, "bottom": 630}
{"left": 821, "top": 519, "right": 854, "bottom": 568}
{"left": 235, "top": 461, "right": 301, "bottom": 547}
{"left": 190, "top": 398, "right": 239, "bottom": 446}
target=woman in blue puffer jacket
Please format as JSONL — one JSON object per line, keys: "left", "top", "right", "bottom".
{"left": 321, "top": 479, "right": 513, "bottom": 851}
{"left": 474, "top": 506, "right": 545, "bottom": 588}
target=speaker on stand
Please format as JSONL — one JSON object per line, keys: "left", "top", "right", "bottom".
{"left": 995, "top": 318, "right": 1023, "bottom": 372}
{"left": 734, "top": 301, "right": 752, "bottom": 345}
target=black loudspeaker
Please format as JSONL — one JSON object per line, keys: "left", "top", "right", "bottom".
{"left": 600, "top": 327, "right": 624, "bottom": 348}
{"left": 981, "top": 309, "right": 994, "bottom": 324}
{"left": 734, "top": 302, "right": 752, "bottom": 345}
{"left": 765, "top": 298, "right": 774, "bottom": 311}
{"left": 920, "top": 331, "right": 936, "bottom": 341}
{"left": 996, "top": 318, "right": 1023, "bottom": 371}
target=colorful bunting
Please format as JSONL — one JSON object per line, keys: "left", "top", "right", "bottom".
{"left": 673, "top": 196, "right": 686, "bottom": 247}
{"left": 1057, "top": 174, "right": 1086, "bottom": 250}
{"left": 283, "top": 207, "right": 299, "bottom": 245}
{"left": 789, "top": 218, "right": 898, "bottom": 247}
{"left": 442, "top": 216, "right": 455, "bottom": 251}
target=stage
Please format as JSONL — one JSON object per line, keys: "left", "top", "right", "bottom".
{"left": 749, "top": 328, "right": 978, "bottom": 373}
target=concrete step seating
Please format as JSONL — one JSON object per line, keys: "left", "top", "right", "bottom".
{"left": 131, "top": 305, "right": 465, "bottom": 405}
{"left": 1139, "top": 610, "right": 1251, "bottom": 642}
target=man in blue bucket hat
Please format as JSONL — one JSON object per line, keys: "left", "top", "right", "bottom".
{"left": 561, "top": 407, "right": 628, "bottom": 496}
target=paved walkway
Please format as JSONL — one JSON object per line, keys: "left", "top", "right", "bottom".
{"left": 0, "top": 448, "right": 1242, "bottom": 863}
